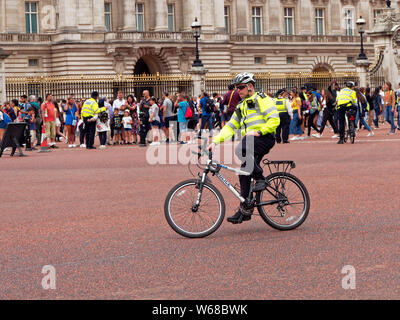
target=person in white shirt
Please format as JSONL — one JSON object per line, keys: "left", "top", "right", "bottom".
{"left": 149, "top": 97, "right": 161, "bottom": 146}
{"left": 113, "top": 91, "right": 126, "bottom": 118}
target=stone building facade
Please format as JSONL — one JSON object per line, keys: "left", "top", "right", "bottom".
{"left": 0, "top": 0, "right": 392, "bottom": 76}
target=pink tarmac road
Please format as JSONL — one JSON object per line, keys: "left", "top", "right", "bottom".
{"left": 0, "top": 126, "right": 399, "bottom": 299}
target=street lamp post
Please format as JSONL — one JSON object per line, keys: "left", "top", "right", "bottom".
{"left": 356, "top": 16, "right": 367, "bottom": 60}
{"left": 191, "top": 17, "right": 203, "bottom": 68}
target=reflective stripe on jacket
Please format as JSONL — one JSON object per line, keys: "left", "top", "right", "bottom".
{"left": 81, "top": 98, "right": 105, "bottom": 118}
{"left": 336, "top": 88, "right": 356, "bottom": 108}
{"left": 275, "top": 98, "right": 288, "bottom": 113}
{"left": 213, "top": 92, "right": 280, "bottom": 144}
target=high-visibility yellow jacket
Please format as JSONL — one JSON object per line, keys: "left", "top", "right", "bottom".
{"left": 81, "top": 98, "right": 106, "bottom": 118}
{"left": 213, "top": 92, "right": 280, "bottom": 144}
{"left": 275, "top": 98, "right": 289, "bottom": 113}
{"left": 336, "top": 88, "right": 356, "bottom": 109}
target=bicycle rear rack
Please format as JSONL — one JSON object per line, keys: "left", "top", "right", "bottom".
{"left": 262, "top": 159, "right": 296, "bottom": 175}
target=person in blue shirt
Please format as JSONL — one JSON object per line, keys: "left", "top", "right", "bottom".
{"left": 0, "top": 110, "right": 12, "bottom": 141}
{"left": 176, "top": 93, "right": 189, "bottom": 144}
{"left": 198, "top": 92, "right": 214, "bottom": 139}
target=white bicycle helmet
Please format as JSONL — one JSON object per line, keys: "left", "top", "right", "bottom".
{"left": 232, "top": 72, "right": 256, "bottom": 86}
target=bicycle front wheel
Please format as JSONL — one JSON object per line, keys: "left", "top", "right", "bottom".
{"left": 256, "top": 172, "right": 310, "bottom": 231}
{"left": 164, "top": 179, "right": 225, "bottom": 238}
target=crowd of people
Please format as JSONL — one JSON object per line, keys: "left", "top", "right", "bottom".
{"left": 1, "top": 80, "right": 399, "bottom": 150}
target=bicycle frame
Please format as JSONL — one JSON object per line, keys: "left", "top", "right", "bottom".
{"left": 195, "top": 159, "right": 287, "bottom": 209}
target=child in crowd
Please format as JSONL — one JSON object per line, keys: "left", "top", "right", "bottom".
{"left": 26, "top": 107, "right": 38, "bottom": 148}
{"left": 122, "top": 110, "right": 133, "bottom": 144}
{"left": 96, "top": 111, "right": 110, "bottom": 150}
{"left": 112, "top": 108, "right": 123, "bottom": 145}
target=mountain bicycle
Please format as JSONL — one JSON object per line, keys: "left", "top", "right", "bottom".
{"left": 164, "top": 144, "right": 310, "bottom": 238}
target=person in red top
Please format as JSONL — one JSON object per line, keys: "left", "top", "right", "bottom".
{"left": 41, "top": 93, "right": 58, "bottom": 148}
{"left": 221, "top": 84, "right": 241, "bottom": 124}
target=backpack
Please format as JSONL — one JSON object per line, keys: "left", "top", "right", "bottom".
{"left": 184, "top": 101, "right": 193, "bottom": 119}
{"left": 204, "top": 98, "right": 215, "bottom": 114}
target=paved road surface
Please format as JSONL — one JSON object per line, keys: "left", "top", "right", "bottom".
{"left": 1, "top": 127, "right": 399, "bottom": 299}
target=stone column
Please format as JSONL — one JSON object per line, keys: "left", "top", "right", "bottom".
{"left": 5, "top": 0, "right": 21, "bottom": 33}
{"left": 200, "top": 0, "right": 214, "bottom": 33}
{"left": 58, "top": 0, "right": 78, "bottom": 32}
{"left": 356, "top": 59, "right": 371, "bottom": 88}
{"left": 93, "top": 0, "right": 106, "bottom": 32}
{"left": 0, "top": 49, "right": 10, "bottom": 103}
{"left": 154, "top": 0, "right": 168, "bottom": 31}
{"left": 330, "top": 0, "right": 341, "bottom": 35}
{"left": 183, "top": 0, "right": 201, "bottom": 32}
{"left": 299, "top": 0, "right": 312, "bottom": 35}
{"left": 214, "top": 0, "right": 225, "bottom": 33}
{"left": 268, "top": 0, "right": 280, "bottom": 34}
{"left": 235, "top": 0, "right": 249, "bottom": 35}
{"left": 123, "top": 0, "right": 136, "bottom": 31}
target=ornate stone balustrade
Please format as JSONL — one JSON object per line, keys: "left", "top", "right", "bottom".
{"left": 0, "top": 31, "right": 366, "bottom": 44}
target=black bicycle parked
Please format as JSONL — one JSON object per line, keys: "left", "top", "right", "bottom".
{"left": 164, "top": 145, "right": 310, "bottom": 238}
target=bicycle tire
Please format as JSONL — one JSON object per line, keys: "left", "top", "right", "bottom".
{"left": 256, "top": 172, "right": 310, "bottom": 231}
{"left": 164, "top": 179, "right": 225, "bottom": 238}
{"left": 350, "top": 121, "right": 355, "bottom": 144}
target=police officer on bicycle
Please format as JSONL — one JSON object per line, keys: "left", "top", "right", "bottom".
{"left": 336, "top": 81, "right": 357, "bottom": 144}
{"left": 208, "top": 73, "right": 280, "bottom": 224}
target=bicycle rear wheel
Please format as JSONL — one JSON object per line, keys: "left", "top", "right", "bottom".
{"left": 256, "top": 172, "right": 310, "bottom": 231}
{"left": 350, "top": 121, "right": 355, "bottom": 144}
{"left": 164, "top": 179, "right": 225, "bottom": 238}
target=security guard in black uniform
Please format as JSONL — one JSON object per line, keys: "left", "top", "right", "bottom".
{"left": 274, "top": 89, "right": 291, "bottom": 144}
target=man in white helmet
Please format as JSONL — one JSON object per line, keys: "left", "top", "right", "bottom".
{"left": 209, "top": 73, "right": 280, "bottom": 224}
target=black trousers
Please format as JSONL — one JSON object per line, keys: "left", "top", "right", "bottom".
{"left": 84, "top": 118, "right": 96, "bottom": 148}
{"left": 320, "top": 108, "right": 338, "bottom": 135}
{"left": 235, "top": 134, "right": 275, "bottom": 198}
{"left": 338, "top": 107, "right": 348, "bottom": 140}
{"left": 99, "top": 132, "right": 107, "bottom": 146}
{"left": 275, "top": 112, "right": 290, "bottom": 143}
{"left": 79, "top": 122, "right": 86, "bottom": 145}
{"left": 307, "top": 112, "right": 320, "bottom": 136}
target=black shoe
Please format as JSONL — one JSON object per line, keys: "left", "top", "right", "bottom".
{"left": 337, "top": 139, "right": 344, "bottom": 144}
{"left": 50, "top": 145, "right": 59, "bottom": 149}
{"left": 276, "top": 141, "right": 281, "bottom": 144}
{"left": 87, "top": 146, "right": 96, "bottom": 149}
{"left": 283, "top": 141, "right": 290, "bottom": 144}
{"left": 227, "top": 210, "right": 252, "bottom": 224}
{"left": 253, "top": 179, "right": 266, "bottom": 192}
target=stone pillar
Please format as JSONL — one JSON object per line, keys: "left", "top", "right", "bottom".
{"left": 299, "top": 0, "right": 312, "bottom": 35}
{"left": 123, "top": 0, "right": 136, "bottom": 31}
{"left": 268, "top": 0, "right": 280, "bottom": 34}
{"left": 154, "top": 0, "right": 168, "bottom": 31}
{"left": 0, "top": 49, "right": 10, "bottom": 103}
{"left": 356, "top": 59, "right": 371, "bottom": 87}
{"left": 1, "top": 0, "right": 6, "bottom": 33}
{"left": 93, "top": 0, "right": 106, "bottom": 32}
{"left": 5, "top": 0, "right": 21, "bottom": 33}
{"left": 183, "top": 0, "right": 201, "bottom": 32}
{"left": 214, "top": 0, "right": 225, "bottom": 33}
{"left": 236, "top": 0, "right": 249, "bottom": 35}
{"left": 190, "top": 66, "right": 208, "bottom": 99}
{"left": 330, "top": 0, "right": 341, "bottom": 35}
{"left": 58, "top": 0, "right": 78, "bottom": 32}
